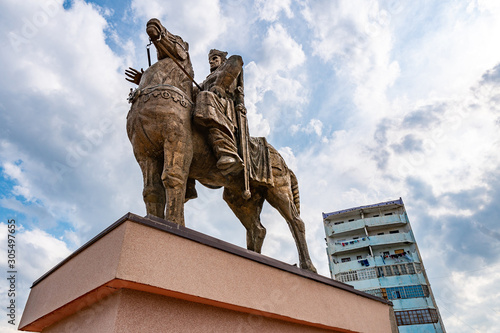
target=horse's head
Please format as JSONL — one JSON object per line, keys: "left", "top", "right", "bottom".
{"left": 146, "top": 18, "right": 189, "bottom": 62}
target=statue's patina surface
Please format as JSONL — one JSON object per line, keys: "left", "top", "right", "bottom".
{"left": 126, "top": 18, "right": 317, "bottom": 272}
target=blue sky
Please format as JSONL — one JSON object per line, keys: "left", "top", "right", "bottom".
{"left": 1, "top": 0, "right": 500, "bottom": 332}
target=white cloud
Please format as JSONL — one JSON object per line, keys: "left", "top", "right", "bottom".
{"left": 387, "top": 1, "right": 500, "bottom": 103}
{"left": 130, "top": 0, "right": 229, "bottom": 58}
{"left": 244, "top": 23, "right": 307, "bottom": 136}
{"left": 302, "top": 0, "right": 399, "bottom": 132}
{"left": 255, "top": 0, "right": 293, "bottom": 22}
{"left": 18, "top": 227, "right": 72, "bottom": 279}
{"left": 305, "top": 119, "right": 323, "bottom": 136}
{"left": 277, "top": 146, "right": 297, "bottom": 171}
{"left": 379, "top": 84, "right": 500, "bottom": 198}
{"left": 0, "top": 0, "right": 141, "bottom": 238}
{"left": 0, "top": 222, "right": 71, "bottom": 332}
{"left": 298, "top": 0, "right": 500, "bottom": 211}
{"left": 290, "top": 119, "right": 323, "bottom": 137}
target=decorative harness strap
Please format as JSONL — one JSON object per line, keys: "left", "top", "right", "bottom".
{"left": 128, "top": 84, "right": 193, "bottom": 108}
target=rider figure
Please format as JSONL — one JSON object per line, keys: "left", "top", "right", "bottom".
{"left": 193, "top": 49, "right": 245, "bottom": 176}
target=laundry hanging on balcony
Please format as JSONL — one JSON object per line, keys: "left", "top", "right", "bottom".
{"left": 358, "top": 259, "right": 370, "bottom": 267}
{"left": 340, "top": 237, "right": 370, "bottom": 246}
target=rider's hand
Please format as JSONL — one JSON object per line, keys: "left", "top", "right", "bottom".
{"left": 125, "top": 67, "right": 144, "bottom": 85}
{"left": 236, "top": 103, "right": 246, "bottom": 114}
{"left": 209, "top": 86, "right": 225, "bottom": 98}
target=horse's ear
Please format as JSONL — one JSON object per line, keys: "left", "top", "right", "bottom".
{"left": 185, "top": 42, "right": 189, "bottom": 52}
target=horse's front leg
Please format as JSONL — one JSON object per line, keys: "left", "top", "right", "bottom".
{"left": 138, "top": 156, "right": 166, "bottom": 219}
{"left": 161, "top": 115, "right": 193, "bottom": 226}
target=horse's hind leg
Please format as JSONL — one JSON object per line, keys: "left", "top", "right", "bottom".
{"left": 266, "top": 183, "right": 317, "bottom": 273}
{"left": 223, "top": 188, "right": 266, "bottom": 253}
{"left": 138, "top": 156, "right": 166, "bottom": 219}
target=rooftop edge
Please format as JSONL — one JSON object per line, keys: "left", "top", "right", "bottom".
{"left": 322, "top": 198, "right": 404, "bottom": 220}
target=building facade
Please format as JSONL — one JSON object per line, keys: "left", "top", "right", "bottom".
{"left": 323, "top": 198, "right": 446, "bottom": 333}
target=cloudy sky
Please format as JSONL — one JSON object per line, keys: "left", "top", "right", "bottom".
{"left": 1, "top": 0, "right": 500, "bottom": 331}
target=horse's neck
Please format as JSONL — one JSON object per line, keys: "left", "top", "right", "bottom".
{"left": 140, "top": 59, "right": 193, "bottom": 96}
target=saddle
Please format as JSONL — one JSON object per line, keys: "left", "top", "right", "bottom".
{"left": 185, "top": 136, "right": 274, "bottom": 201}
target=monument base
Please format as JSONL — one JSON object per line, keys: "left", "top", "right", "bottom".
{"left": 19, "top": 213, "right": 397, "bottom": 333}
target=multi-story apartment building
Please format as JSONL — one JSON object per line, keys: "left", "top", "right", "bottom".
{"left": 323, "top": 198, "right": 446, "bottom": 332}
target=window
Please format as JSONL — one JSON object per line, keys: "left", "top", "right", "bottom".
{"left": 373, "top": 214, "right": 379, "bottom": 217}
{"left": 389, "top": 230, "right": 400, "bottom": 234}
{"left": 378, "top": 232, "right": 385, "bottom": 235}
{"left": 357, "top": 268, "right": 377, "bottom": 280}
{"left": 385, "top": 212, "right": 393, "bottom": 216}
{"left": 336, "top": 271, "right": 358, "bottom": 282}
{"left": 353, "top": 237, "right": 359, "bottom": 240}
{"left": 395, "top": 309, "right": 439, "bottom": 326}
{"left": 385, "top": 285, "right": 429, "bottom": 300}
{"left": 334, "top": 221, "right": 344, "bottom": 225}
{"left": 395, "top": 249, "right": 405, "bottom": 254}
{"left": 348, "top": 219, "right": 355, "bottom": 222}
{"left": 383, "top": 251, "right": 390, "bottom": 256}
{"left": 336, "top": 268, "right": 377, "bottom": 283}
{"left": 377, "top": 263, "right": 419, "bottom": 277}
{"left": 341, "top": 257, "right": 351, "bottom": 263}
{"left": 356, "top": 255, "right": 362, "bottom": 260}
{"left": 364, "top": 288, "right": 383, "bottom": 298}
{"left": 403, "top": 285, "right": 420, "bottom": 298}
{"left": 414, "top": 263, "right": 422, "bottom": 273}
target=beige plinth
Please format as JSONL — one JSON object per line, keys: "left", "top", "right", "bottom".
{"left": 19, "top": 213, "right": 398, "bottom": 333}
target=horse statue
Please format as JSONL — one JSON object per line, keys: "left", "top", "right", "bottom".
{"left": 126, "top": 18, "right": 316, "bottom": 273}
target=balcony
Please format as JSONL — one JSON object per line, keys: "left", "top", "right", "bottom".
{"left": 369, "top": 233, "right": 414, "bottom": 248}
{"left": 327, "top": 214, "right": 407, "bottom": 236}
{"left": 332, "top": 237, "right": 371, "bottom": 254}
{"left": 377, "top": 251, "right": 420, "bottom": 265}
{"left": 331, "top": 232, "right": 414, "bottom": 254}
{"left": 365, "top": 213, "right": 408, "bottom": 229}
{"left": 391, "top": 297, "right": 435, "bottom": 312}
{"left": 327, "top": 219, "right": 365, "bottom": 235}
{"left": 332, "top": 256, "right": 376, "bottom": 274}
{"left": 332, "top": 252, "right": 419, "bottom": 274}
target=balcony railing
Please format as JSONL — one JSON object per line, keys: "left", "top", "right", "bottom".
{"left": 327, "top": 219, "right": 365, "bottom": 235}
{"left": 331, "top": 251, "right": 420, "bottom": 273}
{"left": 327, "top": 213, "right": 408, "bottom": 236}
{"left": 331, "top": 232, "right": 414, "bottom": 254}
{"left": 369, "top": 233, "right": 414, "bottom": 247}
{"left": 365, "top": 213, "right": 408, "bottom": 228}
{"left": 332, "top": 237, "right": 371, "bottom": 253}
{"left": 332, "top": 256, "right": 377, "bottom": 273}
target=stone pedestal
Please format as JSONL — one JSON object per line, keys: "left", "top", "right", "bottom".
{"left": 19, "top": 213, "right": 398, "bottom": 333}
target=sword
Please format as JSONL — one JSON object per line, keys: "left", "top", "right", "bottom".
{"left": 237, "top": 103, "right": 251, "bottom": 200}
{"left": 235, "top": 70, "right": 251, "bottom": 200}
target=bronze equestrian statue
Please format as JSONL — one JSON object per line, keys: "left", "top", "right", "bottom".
{"left": 126, "top": 18, "right": 316, "bottom": 273}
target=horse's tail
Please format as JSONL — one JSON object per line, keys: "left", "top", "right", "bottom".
{"left": 290, "top": 170, "right": 300, "bottom": 215}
